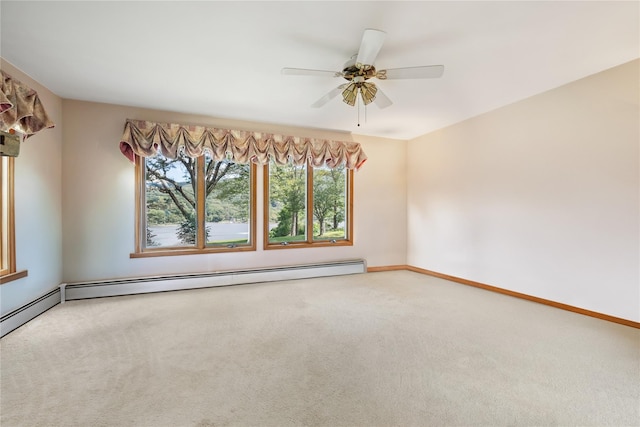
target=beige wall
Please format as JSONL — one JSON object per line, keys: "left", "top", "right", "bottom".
{"left": 61, "top": 100, "right": 407, "bottom": 282}
{"left": 0, "top": 60, "right": 63, "bottom": 315}
{"left": 407, "top": 59, "right": 639, "bottom": 322}
{"left": 5, "top": 56, "right": 636, "bottom": 323}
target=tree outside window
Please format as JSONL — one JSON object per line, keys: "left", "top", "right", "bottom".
{"left": 135, "top": 150, "right": 256, "bottom": 257}
{"left": 312, "top": 165, "right": 347, "bottom": 241}
{"left": 265, "top": 160, "right": 352, "bottom": 248}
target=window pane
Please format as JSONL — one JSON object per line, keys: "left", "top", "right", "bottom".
{"left": 313, "top": 164, "right": 347, "bottom": 241}
{"left": 268, "top": 161, "right": 307, "bottom": 244}
{"left": 204, "top": 154, "right": 251, "bottom": 247}
{"left": 144, "top": 152, "right": 197, "bottom": 248}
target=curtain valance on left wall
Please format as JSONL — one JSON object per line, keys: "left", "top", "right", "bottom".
{"left": 0, "top": 70, "right": 55, "bottom": 138}
{"left": 119, "top": 119, "right": 368, "bottom": 170}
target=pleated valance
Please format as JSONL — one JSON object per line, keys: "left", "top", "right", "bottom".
{"left": 0, "top": 70, "right": 55, "bottom": 138}
{"left": 119, "top": 119, "right": 367, "bottom": 170}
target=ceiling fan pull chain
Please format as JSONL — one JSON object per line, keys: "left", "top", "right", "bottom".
{"left": 357, "top": 93, "right": 361, "bottom": 127}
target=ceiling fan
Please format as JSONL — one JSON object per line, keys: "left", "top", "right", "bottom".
{"left": 282, "top": 29, "right": 444, "bottom": 110}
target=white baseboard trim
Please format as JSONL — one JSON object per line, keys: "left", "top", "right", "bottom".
{"left": 0, "top": 288, "right": 61, "bottom": 338}
{"left": 64, "top": 259, "right": 366, "bottom": 301}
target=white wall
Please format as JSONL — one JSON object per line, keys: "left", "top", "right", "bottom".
{"left": 407, "top": 60, "right": 639, "bottom": 322}
{"left": 62, "top": 100, "right": 407, "bottom": 283}
{"left": 0, "top": 60, "right": 63, "bottom": 315}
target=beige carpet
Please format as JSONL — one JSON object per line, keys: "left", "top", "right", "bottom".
{"left": 1, "top": 270, "right": 638, "bottom": 426}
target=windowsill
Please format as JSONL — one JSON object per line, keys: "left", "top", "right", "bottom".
{"left": 264, "top": 240, "right": 353, "bottom": 250}
{"left": 130, "top": 245, "right": 256, "bottom": 258}
{"left": 0, "top": 270, "right": 28, "bottom": 285}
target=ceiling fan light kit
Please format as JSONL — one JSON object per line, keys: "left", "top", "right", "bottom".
{"left": 282, "top": 28, "right": 445, "bottom": 126}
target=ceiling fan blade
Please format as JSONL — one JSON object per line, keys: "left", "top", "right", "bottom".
{"left": 311, "top": 84, "right": 348, "bottom": 108}
{"left": 373, "top": 86, "right": 393, "bottom": 109}
{"left": 355, "top": 29, "right": 386, "bottom": 67}
{"left": 281, "top": 68, "right": 343, "bottom": 77}
{"left": 377, "top": 65, "right": 444, "bottom": 80}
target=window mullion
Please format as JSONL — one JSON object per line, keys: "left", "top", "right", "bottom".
{"left": 6, "top": 157, "right": 15, "bottom": 273}
{"left": 196, "top": 156, "right": 206, "bottom": 249}
{"left": 263, "top": 164, "right": 270, "bottom": 247}
{"left": 135, "top": 155, "right": 144, "bottom": 253}
{"left": 306, "top": 162, "right": 313, "bottom": 244}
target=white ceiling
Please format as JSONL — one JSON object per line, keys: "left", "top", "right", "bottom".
{"left": 1, "top": 1, "right": 638, "bottom": 140}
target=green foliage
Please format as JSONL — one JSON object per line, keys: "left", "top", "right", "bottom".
{"left": 177, "top": 214, "right": 211, "bottom": 245}
{"left": 267, "top": 162, "right": 347, "bottom": 240}
{"left": 270, "top": 205, "right": 296, "bottom": 238}
{"left": 145, "top": 153, "right": 250, "bottom": 245}
{"left": 177, "top": 216, "right": 197, "bottom": 245}
{"left": 312, "top": 229, "right": 345, "bottom": 241}
{"left": 268, "top": 163, "right": 306, "bottom": 238}
{"left": 147, "top": 208, "right": 167, "bottom": 225}
{"left": 146, "top": 227, "right": 159, "bottom": 247}
{"left": 268, "top": 229, "right": 344, "bottom": 244}
{"left": 313, "top": 166, "right": 346, "bottom": 236}
{"left": 206, "top": 161, "right": 251, "bottom": 223}
{"left": 268, "top": 234, "right": 307, "bottom": 243}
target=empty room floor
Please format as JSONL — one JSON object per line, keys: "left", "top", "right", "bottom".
{"left": 1, "top": 271, "right": 638, "bottom": 426}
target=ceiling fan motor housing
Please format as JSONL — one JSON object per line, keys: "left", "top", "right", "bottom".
{"left": 342, "top": 55, "right": 377, "bottom": 82}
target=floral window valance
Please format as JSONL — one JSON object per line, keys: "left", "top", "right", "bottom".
{"left": 0, "top": 70, "right": 55, "bottom": 138}
{"left": 119, "top": 119, "right": 367, "bottom": 170}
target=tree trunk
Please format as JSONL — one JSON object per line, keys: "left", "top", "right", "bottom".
{"left": 291, "top": 211, "right": 298, "bottom": 236}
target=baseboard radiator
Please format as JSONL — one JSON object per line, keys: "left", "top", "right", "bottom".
{"left": 64, "top": 259, "right": 366, "bottom": 301}
{"left": 0, "top": 288, "right": 61, "bottom": 338}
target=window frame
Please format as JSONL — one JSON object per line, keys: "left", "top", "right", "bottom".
{"left": 263, "top": 162, "right": 354, "bottom": 250}
{"left": 0, "top": 156, "right": 27, "bottom": 284}
{"left": 131, "top": 154, "right": 257, "bottom": 258}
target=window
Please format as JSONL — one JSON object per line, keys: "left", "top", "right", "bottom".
{"left": 264, "top": 160, "right": 353, "bottom": 248}
{"left": 133, "top": 150, "right": 256, "bottom": 257}
{"left": 0, "top": 156, "right": 27, "bottom": 283}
